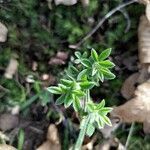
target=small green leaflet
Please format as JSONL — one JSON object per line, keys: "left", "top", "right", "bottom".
{"left": 99, "top": 48, "right": 111, "bottom": 61}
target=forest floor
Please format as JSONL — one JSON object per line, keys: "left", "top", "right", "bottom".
{"left": 0, "top": 0, "right": 150, "bottom": 149}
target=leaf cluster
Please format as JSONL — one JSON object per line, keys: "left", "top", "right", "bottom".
{"left": 48, "top": 49, "right": 115, "bottom": 135}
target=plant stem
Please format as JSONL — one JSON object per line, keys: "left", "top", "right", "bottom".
{"left": 74, "top": 115, "right": 90, "bottom": 150}
{"left": 125, "top": 122, "right": 135, "bottom": 149}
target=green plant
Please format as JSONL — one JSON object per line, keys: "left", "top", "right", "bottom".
{"left": 47, "top": 48, "right": 115, "bottom": 149}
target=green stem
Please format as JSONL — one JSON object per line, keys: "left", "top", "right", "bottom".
{"left": 125, "top": 122, "right": 135, "bottom": 149}
{"left": 74, "top": 115, "right": 90, "bottom": 150}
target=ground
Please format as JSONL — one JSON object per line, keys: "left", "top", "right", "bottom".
{"left": 0, "top": 0, "right": 149, "bottom": 149}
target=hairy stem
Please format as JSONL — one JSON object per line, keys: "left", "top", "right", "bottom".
{"left": 74, "top": 115, "right": 90, "bottom": 150}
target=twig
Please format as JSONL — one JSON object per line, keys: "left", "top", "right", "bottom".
{"left": 69, "top": 0, "right": 138, "bottom": 49}
{"left": 119, "top": 9, "right": 131, "bottom": 33}
{"left": 125, "top": 122, "right": 135, "bottom": 149}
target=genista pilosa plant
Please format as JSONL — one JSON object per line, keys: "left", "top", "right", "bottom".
{"left": 47, "top": 48, "right": 116, "bottom": 149}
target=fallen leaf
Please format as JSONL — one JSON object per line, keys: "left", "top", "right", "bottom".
{"left": 121, "top": 73, "right": 140, "bottom": 100}
{"left": 111, "top": 80, "right": 150, "bottom": 133}
{"left": 0, "top": 144, "right": 16, "bottom": 150}
{"left": 138, "top": 0, "right": 150, "bottom": 5}
{"left": 48, "top": 58, "right": 65, "bottom": 65}
{"left": 56, "top": 51, "right": 69, "bottom": 61}
{"left": 138, "top": 15, "right": 150, "bottom": 63}
{"left": 54, "top": 0, "right": 77, "bottom": 6}
{"left": 138, "top": 64, "right": 150, "bottom": 83}
{"left": 0, "top": 114, "right": 19, "bottom": 131}
{"left": 37, "top": 124, "right": 61, "bottom": 150}
{"left": 95, "top": 138, "right": 125, "bottom": 150}
{"left": 4, "top": 58, "right": 18, "bottom": 79}
{"left": 49, "top": 51, "right": 69, "bottom": 65}
{"left": 0, "top": 22, "right": 8, "bottom": 42}
{"left": 146, "top": 3, "right": 150, "bottom": 22}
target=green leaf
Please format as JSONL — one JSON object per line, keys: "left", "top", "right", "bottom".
{"left": 100, "top": 68, "right": 116, "bottom": 80}
{"left": 99, "top": 60, "right": 115, "bottom": 68}
{"left": 18, "top": 129, "right": 25, "bottom": 150}
{"left": 72, "top": 90, "right": 85, "bottom": 97}
{"left": 58, "top": 84, "right": 68, "bottom": 92}
{"left": 81, "top": 59, "right": 92, "bottom": 68}
{"left": 64, "top": 93, "right": 73, "bottom": 108}
{"left": 77, "top": 69, "right": 88, "bottom": 80}
{"left": 92, "top": 66, "right": 97, "bottom": 76}
{"left": 55, "top": 94, "right": 65, "bottom": 105}
{"left": 99, "top": 48, "right": 111, "bottom": 61}
{"left": 97, "top": 99, "right": 105, "bottom": 109}
{"left": 40, "top": 90, "right": 52, "bottom": 106}
{"left": 99, "top": 107, "right": 113, "bottom": 114}
{"left": 47, "top": 86, "right": 62, "bottom": 94}
{"left": 80, "top": 81, "right": 95, "bottom": 89}
{"left": 73, "top": 97, "right": 81, "bottom": 112}
{"left": 101, "top": 115, "right": 112, "bottom": 126}
{"left": 91, "top": 48, "right": 98, "bottom": 61}
{"left": 75, "top": 51, "right": 81, "bottom": 58}
{"left": 60, "top": 79, "right": 73, "bottom": 86}
{"left": 96, "top": 115, "right": 104, "bottom": 129}
{"left": 98, "top": 71, "right": 104, "bottom": 82}
{"left": 87, "top": 102, "right": 95, "bottom": 112}
{"left": 86, "top": 123, "right": 95, "bottom": 137}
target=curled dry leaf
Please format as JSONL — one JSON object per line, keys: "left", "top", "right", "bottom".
{"left": 54, "top": 0, "right": 77, "bottom": 6}
{"left": 121, "top": 73, "right": 140, "bottom": 100}
{"left": 0, "top": 144, "right": 16, "bottom": 150}
{"left": 37, "top": 124, "right": 61, "bottom": 150}
{"left": 138, "top": 15, "right": 150, "bottom": 63}
{"left": 0, "top": 114, "right": 19, "bottom": 131}
{"left": 4, "top": 58, "right": 18, "bottom": 79}
{"left": 111, "top": 80, "right": 150, "bottom": 133}
{"left": 0, "top": 22, "right": 8, "bottom": 42}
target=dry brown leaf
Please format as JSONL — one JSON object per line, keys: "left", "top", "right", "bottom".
{"left": 111, "top": 80, "right": 150, "bottom": 132}
{"left": 0, "top": 114, "right": 19, "bottom": 131}
{"left": 0, "top": 144, "right": 16, "bottom": 150}
{"left": 138, "top": 64, "right": 150, "bottom": 83}
{"left": 37, "top": 124, "right": 61, "bottom": 150}
{"left": 146, "top": 3, "right": 150, "bottom": 22}
{"left": 81, "top": 134, "right": 97, "bottom": 150}
{"left": 138, "top": 0, "right": 150, "bottom": 5}
{"left": 56, "top": 51, "right": 69, "bottom": 61}
{"left": 121, "top": 73, "right": 140, "bottom": 100}
{"left": 54, "top": 0, "right": 77, "bottom": 6}
{"left": 138, "top": 15, "right": 150, "bottom": 63}
{"left": 0, "top": 22, "right": 8, "bottom": 42}
{"left": 95, "top": 138, "right": 125, "bottom": 150}
{"left": 4, "top": 58, "right": 18, "bottom": 79}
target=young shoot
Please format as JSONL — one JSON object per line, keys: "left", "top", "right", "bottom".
{"left": 47, "top": 48, "right": 115, "bottom": 149}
